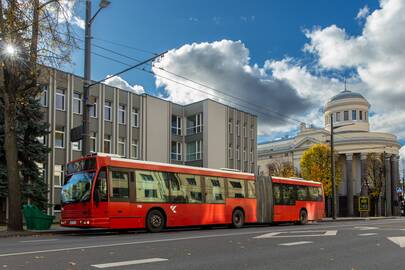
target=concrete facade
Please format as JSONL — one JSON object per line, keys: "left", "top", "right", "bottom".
{"left": 258, "top": 90, "right": 401, "bottom": 217}
{"left": 35, "top": 68, "right": 257, "bottom": 216}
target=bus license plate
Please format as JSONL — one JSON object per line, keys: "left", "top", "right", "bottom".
{"left": 69, "top": 220, "right": 77, "bottom": 225}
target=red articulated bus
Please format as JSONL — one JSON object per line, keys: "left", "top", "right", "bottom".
{"left": 61, "top": 153, "right": 324, "bottom": 232}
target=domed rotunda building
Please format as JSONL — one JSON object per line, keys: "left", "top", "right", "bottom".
{"left": 258, "top": 89, "right": 401, "bottom": 217}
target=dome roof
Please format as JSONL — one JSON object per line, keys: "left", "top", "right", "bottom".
{"left": 330, "top": 90, "right": 366, "bottom": 102}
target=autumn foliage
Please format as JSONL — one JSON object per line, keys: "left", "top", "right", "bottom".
{"left": 300, "top": 144, "right": 342, "bottom": 196}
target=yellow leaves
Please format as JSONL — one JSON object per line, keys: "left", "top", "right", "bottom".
{"left": 300, "top": 144, "right": 342, "bottom": 196}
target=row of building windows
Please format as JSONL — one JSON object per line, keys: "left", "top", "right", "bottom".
{"left": 171, "top": 113, "right": 203, "bottom": 136}
{"left": 228, "top": 145, "right": 254, "bottom": 162}
{"left": 326, "top": 110, "right": 368, "bottom": 124}
{"left": 171, "top": 140, "right": 202, "bottom": 161}
{"left": 39, "top": 86, "right": 140, "bottom": 128}
{"left": 228, "top": 119, "right": 255, "bottom": 138}
{"left": 50, "top": 127, "right": 139, "bottom": 158}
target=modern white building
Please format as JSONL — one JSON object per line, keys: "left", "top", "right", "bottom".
{"left": 258, "top": 89, "right": 401, "bottom": 217}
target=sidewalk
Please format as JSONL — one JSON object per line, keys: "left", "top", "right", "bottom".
{"left": 321, "top": 216, "right": 402, "bottom": 222}
{"left": 0, "top": 224, "right": 84, "bottom": 238}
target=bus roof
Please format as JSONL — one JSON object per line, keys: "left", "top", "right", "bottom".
{"left": 92, "top": 153, "right": 255, "bottom": 180}
{"left": 271, "top": 176, "right": 322, "bottom": 186}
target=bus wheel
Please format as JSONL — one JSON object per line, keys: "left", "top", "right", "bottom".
{"left": 232, "top": 209, "right": 244, "bottom": 228}
{"left": 146, "top": 209, "right": 165, "bottom": 233}
{"left": 299, "top": 209, "right": 308, "bottom": 225}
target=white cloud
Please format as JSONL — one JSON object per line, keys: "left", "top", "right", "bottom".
{"left": 151, "top": 40, "right": 313, "bottom": 135}
{"left": 356, "top": 5, "right": 370, "bottom": 20}
{"left": 104, "top": 75, "right": 145, "bottom": 94}
{"left": 46, "top": 0, "right": 85, "bottom": 29}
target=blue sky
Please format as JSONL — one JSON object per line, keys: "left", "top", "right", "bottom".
{"left": 67, "top": 0, "right": 378, "bottom": 94}
{"left": 63, "top": 0, "right": 405, "bottom": 157}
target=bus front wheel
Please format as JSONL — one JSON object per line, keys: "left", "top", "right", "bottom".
{"left": 299, "top": 209, "right": 308, "bottom": 225}
{"left": 232, "top": 209, "right": 245, "bottom": 228}
{"left": 146, "top": 209, "right": 165, "bottom": 233}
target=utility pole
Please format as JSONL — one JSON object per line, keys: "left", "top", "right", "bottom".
{"left": 330, "top": 113, "right": 337, "bottom": 219}
{"left": 82, "top": 0, "right": 110, "bottom": 156}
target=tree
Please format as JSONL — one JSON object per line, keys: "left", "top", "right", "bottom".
{"left": 365, "top": 153, "right": 384, "bottom": 198}
{"left": 267, "top": 160, "right": 297, "bottom": 178}
{"left": 0, "top": 0, "right": 75, "bottom": 230}
{"left": 0, "top": 96, "right": 50, "bottom": 210}
{"left": 300, "top": 144, "right": 342, "bottom": 197}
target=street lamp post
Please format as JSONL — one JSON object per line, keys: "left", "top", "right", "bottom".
{"left": 82, "top": 0, "right": 110, "bottom": 156}
{"left": 330, "top": 113, "right": 337, "bottom": 219}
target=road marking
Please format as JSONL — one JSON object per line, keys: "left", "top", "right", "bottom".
{"left": 254, "top": 230, "right": 337, "bottom": 239}
{"left": 354, "top": 226, "right": 379, "bottom": 230}
{"left": 358, "top": 233, "right": 377, "bottom": 236}
{"left": 279, "top": 241, "right": 313, "bottom": 246}
{"left": 0, "top": 219, "right": 401, "bottom": 258}
{"left": 20, "top": 239, "right": 59, "bottom": 243}
{"left": 92, "top": 258, "right": 168, "bottom": 268}
{"left": 387, "top": 237, "right": 405, "bottom": 248}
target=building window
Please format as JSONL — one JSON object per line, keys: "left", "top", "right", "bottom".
{"left": 335, "top": 112, "right": 341, "bottom": 122}
{"left": 118, "top": 105, "right": 126, "bottom": 124}
{"left": 243, "top": 148, "right": 247, "bottom": 161}
{"left": 359, "top": 110, "right": 363, "bottom": 120}
{"left": 72, "top": 140, "right": 82, "bottom": 151}
{"left": 344, "top": 111, "right": 349, "bottom": 121}
{"left": 55, "top": 89, "right": 65, "bottom": 111}
{"left": 132, "top": 108, "right": 139, "bottom": 128}
{"left": 171, "top": 115, "right": 182, "bottom": 135}
{"left": 39, "top": 85, "right": 48, "bottom": 107}
{"left": 228, "top": 144, "right": 233, "bottom": 159}
{"left": 104, "top": 100, "right": 112, "bottom": 121}
{"left": 89, "top": 98, "right": 97, "bottom": 118}
{"left": 236, "top": 147, "right": 240, "bottom": 161}
{"left": 171, "top": 141, "right": 182, "bottom": 161}
{"left": 236, "top": 121, "right": 240, "bottom": 136}
{"left": 243, "top": 123, "right": 247, "bottom": 137}
{"left": 54, "top": 165, "right": 63, "bottom": 187}
{"left": 187, "top": 140, "right": 202, "bottom": 161}
{"left": 250, "top": 149, "right": 253, "bottom": 161}
{"left": 186, "top": 113, "right": 202, "bottom": 135}
{"left": 73, "top": 92, "right": 82, "bottom": 114}
{"left": 104, "top": 135, "right": 111, "bottom": 154}
{"left": 250, "top": 124, "right": 254, "bottom": 138}
{"left": 228, "top": 120, "right": 233, "bottom": 134}
{"left": 90, "top": 132, "right": 97, "bottom": 153}
{"left": 131, "top": 139, "right": 138, "bottom": 159}
{"left": 118, "top": 137, "right": 126, "bottom": 156}
{"left": 352, "top": 110, "right": 357, "bottom": 120}
{"left": 54, "top": 126, "right": 65, "bottom": 148}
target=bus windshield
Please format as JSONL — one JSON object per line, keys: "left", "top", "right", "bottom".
{"left": 61, "top": 172, "right": 95, "bottom": 204}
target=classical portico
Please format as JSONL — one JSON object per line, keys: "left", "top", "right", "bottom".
{"left": 258, "top": 89, "right": 401, "bottom": 217}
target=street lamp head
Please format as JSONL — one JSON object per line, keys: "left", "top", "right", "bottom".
{"left": 99, "top": 0, "right": 110, "bottom": 8}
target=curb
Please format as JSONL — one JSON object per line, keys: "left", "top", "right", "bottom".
{"left": 320, "top": 217, "right": 398, "bottom": 222}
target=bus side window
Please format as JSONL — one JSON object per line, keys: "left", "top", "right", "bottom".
{"left": 296, "top": 185, "right": 308, "bottom": 201}
{"left": 205, "top": 177, "right": 225, "bottom": 203}
{"left": 309, "top": 186, "right": 322, "bottom": 201}
{"left": 247, "top": 180, "right": 256, "bottom": 199}
{"left": 281, "top": 184, "right": 296, "bottom": 205}
{"left": 169, "top": 173, "right": 187, "bottom": 203}
{"left": 273, "top": 183, "right": 282, "bottom": 205}
{"left": 135, "top": 170, "right": 169, "bottom": 203}
{"left": 228, "top": 179, "right": 245, "bottom": 198}
{"left": 175, "top": 174, "right": 202, "bottom": 203}
{"left": 94, "top": 168, "right": 108, "bottom": 202}
{"left": 110, "top": 171, "right": 129, "bottom": 200}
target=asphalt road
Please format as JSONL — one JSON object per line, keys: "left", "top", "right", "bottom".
{"left": 1, "top": 219, "right": 405, "bottom": 270}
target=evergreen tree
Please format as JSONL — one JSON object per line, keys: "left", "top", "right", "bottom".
{"left": 0, "top": 95, "right": 50, "bottom": 210}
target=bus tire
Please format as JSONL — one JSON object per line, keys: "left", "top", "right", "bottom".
{"left": 232, "top": 209, "right": 245, "bottom": 228}
{"left": 146, "top": 209, "right": 165, "bottom": 233}
{"left": 299, "top": 209, "right": 308, "bottom": 225}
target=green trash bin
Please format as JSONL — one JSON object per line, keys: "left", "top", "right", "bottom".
{"left": 23, "top": 204, "right": 54, "bottom": 230}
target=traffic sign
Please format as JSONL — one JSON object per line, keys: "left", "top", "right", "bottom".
{"left": 359, "top": 197, "right": 369, "bottom": 212}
